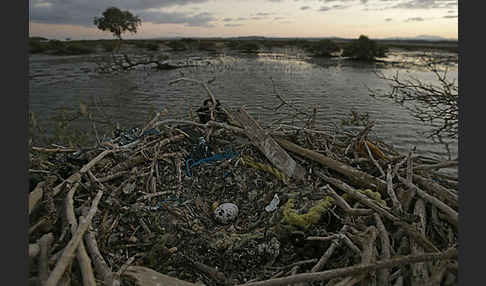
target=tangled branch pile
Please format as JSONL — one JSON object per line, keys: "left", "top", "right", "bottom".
{"left": 29, "top": 79, "right": 458, "bottom": 286}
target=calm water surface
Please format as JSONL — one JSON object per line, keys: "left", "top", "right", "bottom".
{"left": 29, "top": 49, "right": 458, "bottom": 166}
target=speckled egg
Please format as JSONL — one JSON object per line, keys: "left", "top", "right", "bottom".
{"left": 214, "top": 203, "right": 239, "bottom": 224}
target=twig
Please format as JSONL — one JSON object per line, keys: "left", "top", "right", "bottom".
{"left": 65, "top": 182, "right": 97, "bottom": 286}
{"left": 323, "top": 185, "right": 374, "bottom": 216}
{"left": 29, "top": 181, "right": 45, "bottom": 215}
{"left": 364, "top": 140, "right": 386, "bottom": 178}
{"left": 39, "top": 233, "right": 54, "bottom": 285}
{"left": 238, "top": 248, "right": 457, "bottom": 286}
{"left": 410, "top": 199, "right": 429, "bottom": 284}
{"left": 45, "top": 190, "right": 103, "bottom": 286}
{"left": 53, "top": 149, "right": 113, "bottom": 196}
{"left": 84, "top": 230, "right": 119, "bottom": 286}
{"left": 386, "top": 164, "right": 403, "bottom": 213}
{"left": 414, "top": 160, "right": 458, "bottom": 171}
{"left": 319, "top": 173, "right": 439, "bottom": 252}
{"left": 398, "top": 176, "right": 458, "bottom": 228}
{"left": 374, "top": 214, "right": 391, "bottom": 285}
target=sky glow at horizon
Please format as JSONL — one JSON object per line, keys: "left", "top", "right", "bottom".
{"left": 29, "top": 0, "right": 458, "bottom": 40}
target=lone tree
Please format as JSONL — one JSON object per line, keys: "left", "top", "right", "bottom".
{"left": 343, "top": 35, "right": 387, "bottom": 61}
{"left": 94, "top": 7, "right": 141, "bottom": 51}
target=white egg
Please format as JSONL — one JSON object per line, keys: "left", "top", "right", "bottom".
{"left": 214, "top": 203, "right": 239, "bottom": 224}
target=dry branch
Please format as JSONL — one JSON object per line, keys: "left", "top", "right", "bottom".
{"left": 29, "top": 181, "right": 45, "bottom": 215}
{"left": 65, "top": 183, "right": 96, "bottom": 286}
{"left": 277, "top": 138, "right": 387, "bottom": 193}
{"left": 238, "top": 248, "right": 457, "bottom": 286}
{"left": 230, "top": 108, "right": 306, "bottom": 180}
{"left": 45, "top": 190, "right": 103, "bottom": 286}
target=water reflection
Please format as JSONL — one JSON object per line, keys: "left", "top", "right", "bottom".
{"left": 29, "top": 51, "right": 458, "bottom": 162}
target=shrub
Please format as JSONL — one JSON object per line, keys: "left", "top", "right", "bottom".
{"left": 198, "top": 41, "right": 217, "bottom": 51}
{"left": 166, "top": 40, "right": 188, "bottom": 51}
{"left": 238, "top": 41, "right": 260, "bottom": 53}
{"left": 29, "top": 40, "right": 47, "bottom": 54}
{"left": 102, "top": 41, "right": 117, "bottom": 52}
{"left": 307, "top": 39, "right": 340, "bottom": 57}
{"left": 64, "top": 43, "right": 94, "bottom": 55}
{"left": 145, "top": 42, "right": 159, "bottom": 51}
{"left": 342, "top": 35, "right": 388, "bottom": 61}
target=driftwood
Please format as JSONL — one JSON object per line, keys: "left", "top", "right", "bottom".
{"left": 238, "top": 248, "right": 457, "bottom": 286}
{"left": 276, "top": 137, "right": 387, "bottom": 193}
{"left": 123, "top": 266, "right": 198, "bottom": 286}
{"left": 45, "top": 190, "right": 103, "bottom": 286}
{"left": 230, "top": 108, "right": 306, "bottom": 180}
{"left": 65, "top": 183, "right": 97, "bottom": 286}
{"left": 29, "top": 181, "right": 45, "bottom": 215}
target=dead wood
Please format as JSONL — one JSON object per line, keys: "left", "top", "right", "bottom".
{"left": 238, "top": 248, "right": 457, "bottom": 286}
{"left": 123, "top": 266, "right": 198, "bottom": 286}
{"left": 65, "top": 183, "right": 96, "bottom": 286}
{"left": 277, "top": 138, "right": 387, "bottom": 193}
{"left": 39, "top": 232, "right": 54, "bottom": 285}
{"left": 45, "top": 190, "right": 103, "bottom": 286}
{"left": 229, "top": 108, "right": 306, "bottom": 180}
{"left": 29, "top": 181, "right": 45, "bottom": 215}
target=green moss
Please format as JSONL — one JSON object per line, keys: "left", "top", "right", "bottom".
{"left": 282, "top": 197, "right": 334, "bottom": 230}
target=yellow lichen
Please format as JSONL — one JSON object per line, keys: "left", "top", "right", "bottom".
{"left": 342, "top": 189, "right": 387, "bottom": 207}
{"left": 282, "top": 197, "right": 334, "bottom": 230}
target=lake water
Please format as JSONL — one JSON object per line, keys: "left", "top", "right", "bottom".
{"left": 29, "top": 48, "right": 458, "bottom": 166}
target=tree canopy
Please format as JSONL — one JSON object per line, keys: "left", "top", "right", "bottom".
{"left": 93, "top": 7, "right": 141, "bottom": 40}
{"left": 342, "top": 35, "right": 387, "bottom": 61}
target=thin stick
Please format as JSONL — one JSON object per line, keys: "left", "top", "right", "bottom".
{"left": 84, "top": 230, "right": 119, "bottom": 286}
{"left": 364, "top": 141, "right": 386, "bottom": 178}
{"left": 386, "top": 164, "right": 403, "bottom": 213}
{"left": 238, "top": 248, "right": 457, "bottom": 286}
{"left": 414, "top": 160, "right": 458, "bottom": 171}
{"left": 29, "top": 181, "right": 45, "bottom": 215}
{"left": 374, "top": 214, "right": 391, "bottom": 285}
{"left": 398, "top": 176, "right": 458, "bottom": 228}
{"left": 324, "top": 185, "right": 374, "bottom": 216}
{"left": 53, "top": 149, "right": 113, "bottom": 196}
{"left": 31, "top": 146, "right": 78, "bottom": 153}
{"left": 45, "top": 190, "right": 103, "bottom": 286}
{"left": 65, "top": 183, "right": 97, "bottom": 286}
{"left": 39, "top": 233, "right": 54, "bottom": 285}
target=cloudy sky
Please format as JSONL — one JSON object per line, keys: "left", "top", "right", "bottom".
{"left": 29, "top": 0, "right": 458, "bottom": 40}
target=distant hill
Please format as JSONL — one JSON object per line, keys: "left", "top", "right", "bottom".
{"left": 381, "top": 35, "right": 457, "bottom": 42}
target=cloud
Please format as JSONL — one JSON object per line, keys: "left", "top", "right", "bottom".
{"left": 300, "top": 6, "right": 311, "bottom": 10}
{"left": 29, "top": 0, "right": 211, "bottom": 26}
{"left": 138, "top": 11, "right": 216, "bottom": 27}
{"left": 318, "top": 4, "right": 349, "bottom": 11}
{"left": 224, "top": 23, "right": 243, "bottom": 27}
{"left": 255, "top": 12, "right": 273, "bottom": 16}
{"left": 405, "top": 17, "right": 425, "bottom": 22}
{"left": 392, "top": 0, "right": 458, "bottom": 10}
